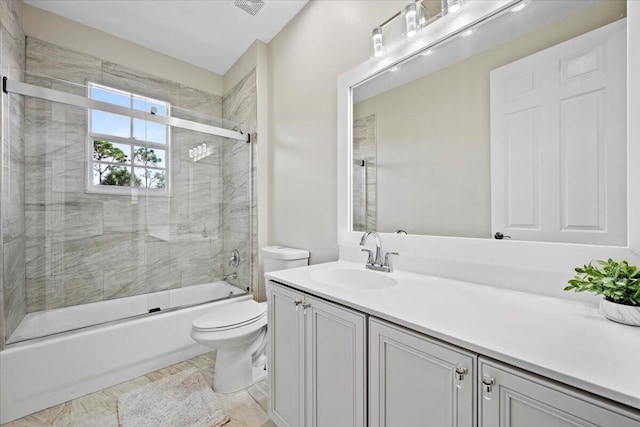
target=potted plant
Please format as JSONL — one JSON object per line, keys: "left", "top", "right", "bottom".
{"left": 565, "top": 259, "right": 640, "bottom": 326}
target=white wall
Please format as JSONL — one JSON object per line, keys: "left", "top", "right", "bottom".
{"left": 224, "top": 40, "right": 260, "bottom": 95}
{"left": 629, "top": 2, "right": 640, "bottom": 253}
{"left": 22, "top": 4, "right": 223, "bottom": 95}
{"left": 267, "top": 0, "right": 406, "bottom": 264}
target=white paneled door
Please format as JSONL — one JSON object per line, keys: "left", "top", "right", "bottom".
{"left": 490, "top": 19, "right": 627, "bottom": 245}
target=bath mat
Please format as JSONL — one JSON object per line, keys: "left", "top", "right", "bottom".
{"left": 117, "top": 369, "right": 230, "bottom": 427}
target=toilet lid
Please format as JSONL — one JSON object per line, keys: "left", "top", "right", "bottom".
{"left": 193, "top": 300, "right": 267, "bottom": 331}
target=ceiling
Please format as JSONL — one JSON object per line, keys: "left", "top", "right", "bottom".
{"left": 24, "top": 0, "right": 309, "bottom": 75}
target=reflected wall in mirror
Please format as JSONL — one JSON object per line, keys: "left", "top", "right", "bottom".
{"left": 351, "top": 0, "right": 627, "bottom": 246}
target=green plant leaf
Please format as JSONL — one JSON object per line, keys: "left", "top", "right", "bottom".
{"left": 565, "top": 259, "right": 640, "bottom": 306}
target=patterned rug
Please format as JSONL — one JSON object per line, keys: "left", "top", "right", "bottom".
{"left": 117, "top": 369, "right": 230, "bottom": 427}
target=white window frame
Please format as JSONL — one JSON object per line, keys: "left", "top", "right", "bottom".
{"left": 86, "top": 82, "right": 171, "bottom": 196}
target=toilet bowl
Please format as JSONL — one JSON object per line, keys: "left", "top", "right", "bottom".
{"left": 190, "top": 298, "right": 268, "bottom": 393}
{"left": 190, "top": 245, "right": 309, "bottom": 393}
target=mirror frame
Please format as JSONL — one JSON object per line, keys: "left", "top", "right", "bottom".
{"left": 337, "top": 0, "right": 640, "bottom": 272}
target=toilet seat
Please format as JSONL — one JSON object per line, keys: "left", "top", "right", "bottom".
{"left": 193, "top": 299, "right": 266, "bottom": 332}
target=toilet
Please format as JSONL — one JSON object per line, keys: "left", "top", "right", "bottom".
{"left": 190, "top": 245, "right": 309, "bottom": 393}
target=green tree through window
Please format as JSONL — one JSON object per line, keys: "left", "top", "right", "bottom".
{"left": 88, "top": 83, "right": 169, "bottom": 193}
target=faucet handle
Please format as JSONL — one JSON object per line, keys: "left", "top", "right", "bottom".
{"left": 384, "top": 252, "right": 399, "bottom": 268}
{"left": 361, "top": 248, "right": 374, "bottom": 264}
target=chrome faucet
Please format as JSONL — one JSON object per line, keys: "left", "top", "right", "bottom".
{"left": 359, "top": 232, "right": 398, "bottom": 272}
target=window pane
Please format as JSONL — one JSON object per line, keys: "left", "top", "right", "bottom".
{"left": 134, "top": 167, "right": 166, "bottom": 189}
{"left": 93, "top": 163, "right": 132, "bottom": 186}
{"left": 133, "top": 146, "right": 165, "bottom": 167}
{"left": 91, "top": 111, "right": 130, "bottom": 137}
{"left": 93, "top": 140, "right": 131, "bottom": 164}
{"left": 133, "top": 119, "right": 167, "bottom": 144}
{"left": 91, "top": 86, "right": 130, "bottom": 107}
{"left": 133, "top": 97, "right": 167, "bottom": 116}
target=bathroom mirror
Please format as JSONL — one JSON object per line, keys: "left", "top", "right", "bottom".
{"left": 350, "top": 0, "right": 627, "bottom": 246}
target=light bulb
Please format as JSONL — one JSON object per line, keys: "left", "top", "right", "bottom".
{"left": 404, "top": 3, "right": 418, "bottom": 38}
{"left": 446, "top": 0, "right": 462, "bottom": 14}
{"left": 372, "top": 27, "right": 384, "bottom": 57}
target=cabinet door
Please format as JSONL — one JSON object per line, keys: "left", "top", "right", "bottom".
{"left": 304, "top": 295, "right": 367, "bottom": 427}
{"left": 479, "top": 358, "right": 640, "bottom": 427}
{"left": 369, "top": 318, "right": 476, "bottom": 427}
{"left": 268, "top": 282, "right": 305, "bottom": 427}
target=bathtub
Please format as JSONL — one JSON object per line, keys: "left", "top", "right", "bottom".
{"left": 0, "top": 281, "right": 250, "bottom": 423}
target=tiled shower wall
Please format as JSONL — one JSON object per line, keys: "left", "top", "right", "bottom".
{"left": 222, "top": 69, "right": 258, "bottom": 299}
{"left": 21, "top": 37, "right": 256, "bottom": 313}
{"left": 353, "top": 114, "right": 376, "bottom": 232}
{"left": 1, "top": 0, "right": 26, "bottom": 345}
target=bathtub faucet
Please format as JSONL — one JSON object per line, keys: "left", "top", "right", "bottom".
{"left": 224, "top": 273, "right": 237, "bottom": 281}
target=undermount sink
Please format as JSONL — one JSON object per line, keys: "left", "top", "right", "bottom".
{"left": 310, "top": 268, "right": 398, "bottom": 290}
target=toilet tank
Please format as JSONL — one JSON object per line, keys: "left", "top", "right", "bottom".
{"left": 261, "top": 246, "right": 309, "bottom": 273}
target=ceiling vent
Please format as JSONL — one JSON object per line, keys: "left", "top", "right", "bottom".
{"left": 234, "top": 0, "right": 265, "bottom": 17}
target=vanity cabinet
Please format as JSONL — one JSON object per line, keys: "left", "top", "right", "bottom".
{"left": 479, "top": 359, "right": 640, "bottom": 427}
{"left": 267, "top": 281, "right": 367, "bottom": 427}
{"left": 369, "top": 318, "right": 476, "bottom": 427}
{"left": 267, "top": 278, "right": 640, "bottom": 427}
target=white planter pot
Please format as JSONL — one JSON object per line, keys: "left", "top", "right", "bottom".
{"left": 599, "top": 299, "right": 640, "bottom": 326}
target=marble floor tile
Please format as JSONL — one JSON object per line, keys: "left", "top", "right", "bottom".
{"left": 2, "top": 351, "right": 273, "bottom": 427}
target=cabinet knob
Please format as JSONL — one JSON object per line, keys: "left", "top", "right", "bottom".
{"left": 482, "top": 375, "right": 496, "bottom": 400}
{"left": 301, "top": 301, "right": 311, "bottom": 314}
{"left": 455, "top": 365, "right": 468, "bottom": 389}
{"left": 294, "top": 299, "right": 303, "bottom": 311}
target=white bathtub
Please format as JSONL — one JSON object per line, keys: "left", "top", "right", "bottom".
{"left": 8, "top": 281, "right": 246, "bottom": 343}
{"left": 0, "top": 281, "right": 250, "bottom": 423}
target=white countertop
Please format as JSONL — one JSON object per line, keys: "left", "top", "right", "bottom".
{"left": 266, "top": 260, "right": 640, "bottom": 411}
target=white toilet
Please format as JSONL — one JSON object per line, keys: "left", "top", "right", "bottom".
{"left": 190, "top": 246, "right": 309, "bottom": 393}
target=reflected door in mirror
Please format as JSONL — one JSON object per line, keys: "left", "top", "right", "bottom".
{"left": 491, "top": 19, "right": 627, "bottom": 246}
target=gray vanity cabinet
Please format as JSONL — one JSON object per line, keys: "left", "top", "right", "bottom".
{"left": 479, "top": 359, "right": 640, "bottom": 427}
{"left": 268, "top": 281, "right": 640, "bottom": 427}
{"left": 267, "top": 281, "right": 367, "bottom": 427}
{"left": 369, "top": 318, "right": 476, "bottom": 427}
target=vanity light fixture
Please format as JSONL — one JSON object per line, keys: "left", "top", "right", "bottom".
{"left": 510, "top": 0, "right": 532, "bottom": 13}
{"left": 372, "top": 27, "right": 384, "bottom": 57}
{"left": 443, "top": 0, "right": 463, "bottom": 15}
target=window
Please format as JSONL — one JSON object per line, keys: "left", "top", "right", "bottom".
{"left": 88, "top": 83, "right": 170, "bottom": 194}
